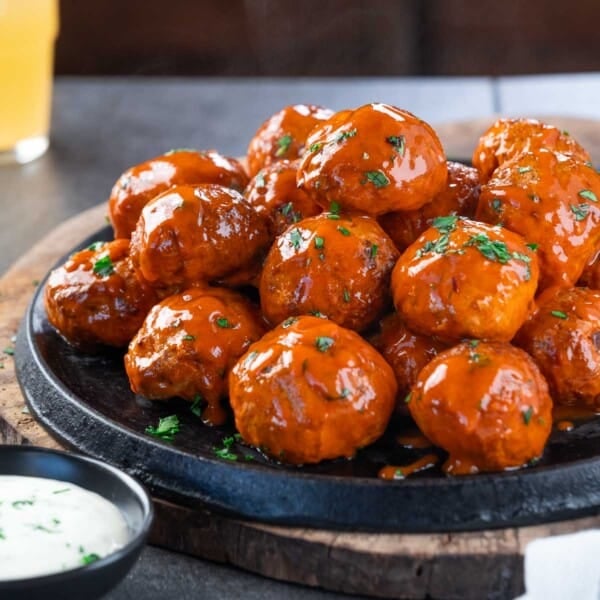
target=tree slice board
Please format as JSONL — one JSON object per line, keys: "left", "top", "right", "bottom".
{"left": 2, "top": 117, "right": 600, "bottom": 600}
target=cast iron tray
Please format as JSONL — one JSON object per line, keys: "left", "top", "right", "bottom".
{"left": 14, "top": 225, "right": 600, "bottom": 533}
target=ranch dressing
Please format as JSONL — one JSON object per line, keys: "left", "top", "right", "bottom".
{"left": 0, "top": 475, "right": 129, "bottom": 580}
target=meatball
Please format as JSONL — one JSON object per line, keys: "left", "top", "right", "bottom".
{"left": 578, "top": 254, "right": 600, "bottom": 289}
{"left": 371, "top": 313, "right": 446, "bottom": 412}
{"left": 244, "top": 159, "right": 321, "bottom": 239}
{"left": 514, "top": 287, "right": 600, "bottom": 410}
{"left": 44, "top": 239, "right": 158, "bottom": 349}
{"left": 125, "top": 286, "right": 266, "bottom": 426}
{"left": 297, "top": 103, "right": 447, "bottom": 215}
{"left": 477, "top": 150, "right": 600, "bottom": 290}
{"left": 108, "top": 149, "right": 249, "bottom": 239}
{"left": 246, "top": 104, "right": 334, "bottom": 177}
{"left": 129, "top": 184, "right": 270, "bottom": 291}
{"left": 472, "top": 118, "right": 591, "bottom": 183}
{"left": 260, "top": 212, "right": 399, "bottom": 331}
{"left": 408, "top": 341, "right": 552, "bottom": 474}
{"left": 229, "top": 315, "right": 397, "bottom": 464}
{"left": 379, "top": 160, "right": 480, "bottom": 252}
{"left": 391, "top": 216, "right": 538, "bottom": 342}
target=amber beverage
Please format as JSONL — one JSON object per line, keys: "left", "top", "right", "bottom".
{"left": 0, "top": 0, "right": 58, "bottom": 164}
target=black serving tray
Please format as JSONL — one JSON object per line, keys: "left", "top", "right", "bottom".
{"left": 14, "top": 225, "right": 600, "bottom": 533}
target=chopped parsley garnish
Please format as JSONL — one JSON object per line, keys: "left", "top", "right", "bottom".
{"left": 182, "top": 334, "right": 196, "bottom": 341}
{"left": 491, "top": 198, "right": 503, "bottom": 213}
{"left": 289, "top": 228, "right": 302, "bottom": 250}
{"left": 551, "top": 310, "right": 568, "bottom": 320}
{"left": 92, "top": 255, "right": 115, "bottom": 277}
{"left": 52, "top": 488, "right": 71, "bottom": 494}
{"left": 465, "top": 234, "right": 511, "bottom": 263}
{"left": 339, "top": 388, "right": 351, "bottom": 398}
{"left": 275, "top": 134, "right": 293, "bottom": 157}
{"left": 309, "top": 142, "right": 322, "bottom": 153}
{"left": 417, "top": 236, "right": 450, "bottom": 258}
{"left": 404, "top": 392, "right": 412, "bottom": 404}
{"left": 315, "top": 336, "right": 335, "bottom": 352}
{"left": 281, "top": 316, "right": 298, "bottom": 328}
{"left": 369, "top": 243, "right": 379, "bottom": 259}
{"left": 216, "top": 317, "right": 232, "bottom": 328}
{"left": 336, "top": 128, "right": 357, "bottom": 142}
{"left": 190, "top": 395, "right": 203, "bottom": 417}
{"left": 363, "top": 170, "right": 390, "bottom": 188}
{"left": 0, "top": 529, "right": 4, "bottom": 540}
{"left": 213, "top": 434, "right": 242, "bottom": 461}
{"left": 329, "top": 201, "right": 341, "bottom": 215}
{"left": 82, "top": 553, "right": 101, "bottom": 565}
{"left": 314, "top": 236, "right": 325, "bottom": 250}
{"left": 145, "top": 414, "right": 180, "bottom": 442}
{"left": 571, "top": 203, "right": 590, "bottom": 221}
{"left": 528, "top": 193, "right": 541, "bottom": 203}
{"left": 3, "top": 347, "right": 14, "bottom": 356}
{"left": 337, "top": 226, "right": 351, "bottom": 236}
{"left": 87, "top": 241, "right": 104, "bottom": 251}
{"left": 518, "top": 166, "right": 533, "bottom": 174}
{"left": 386, "top": 135, "right": 406, "bottom": 157}
{"left": 343, "top": 289, "right": 351, "bottom": 303}
{"left": 433, "top": 215, "right": 458, "bottom": 234}
{"left": 280, "top": 202, "right": 293, "bottom": 216}
{"left": 393, "top": 469, "right": 405, "bottom": 480}
{"left": 12, "top": 499, "right": 34, "bottom": 509}
{"left": 522, "top": 407, "right": 533, "bottom": 425}
{"left": 578, "top": 189, "right": 598, "bottom": 203}
{"left": 526, "top": 242, "right": 539, "bottom": 251}
{"left": 255, "top": 172, "right": 266, "bottom": 187}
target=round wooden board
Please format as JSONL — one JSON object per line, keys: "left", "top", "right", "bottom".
{"left": 2, "top": 117, "right": 600, "bottom": 600}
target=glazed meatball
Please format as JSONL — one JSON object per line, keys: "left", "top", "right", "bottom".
{"left": 477, "top": 150, "right": 600, "bottom": 290}
{"left": 391, "top": 216, "right": 538, "bottom": 342}
{"left": 514, "top": 287, "right": 600, "bottom": 410}
{"left": 472, "top": 118, "right": 591, "bottom": 183}
{"left": 371, "top": 313, "right": 446, "bottom": 412}
{"left": 45, "top": 239, "right": 158, "bottom": 349}
{"left": 379, "top": 161, "right": 479, "bottom": 252}
{"left": 108, "top": 150, "right": 249, "bottom": 240}
{"left": 229, "top": 315, "right": 397, "bottom": 464}
{"left": 244, "top": 159, "right": 321, "bottom": 239}
{"left": 125, "top": 287, "right": 266, "bottom": 426}
{"left": 260, "top": 212, "right": 399, "bottom": 331}
{"left": 129, "top": 184, "right": 270, "bottom": 291}
{"left": 297, "top": 103, "right": 447, "bottom": 215}
{"left": 408, "top": 341, "right": 552, "bottom": 474}
{"left": 246, "top": 104, "right": 334, "bottom": 177}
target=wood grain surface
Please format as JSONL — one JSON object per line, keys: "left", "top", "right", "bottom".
{"left": 2, "top": 117, "right": 600, "bottom": 600}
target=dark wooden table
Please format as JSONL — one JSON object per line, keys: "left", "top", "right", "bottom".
{"left": 1, "top": 74, "right": 599, "bottom": 600}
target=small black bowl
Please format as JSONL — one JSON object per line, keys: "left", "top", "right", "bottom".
{"left": 0, "top": 445, "right": 153, "bottom": 600}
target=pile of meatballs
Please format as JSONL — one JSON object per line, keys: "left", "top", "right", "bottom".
{"left": 44, "top": 103, "right": 600, "bottom": 475}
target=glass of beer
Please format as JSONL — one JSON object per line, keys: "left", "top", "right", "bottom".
{"left": 0, "top": 0, "right": 58, "bottom": 165}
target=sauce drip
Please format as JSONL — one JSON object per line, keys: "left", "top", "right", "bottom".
{"left": 395, "top": 430, "right": 432, "bottom": 449}
{"left": 378, "top": 453, "right": 439, "bottom": 480}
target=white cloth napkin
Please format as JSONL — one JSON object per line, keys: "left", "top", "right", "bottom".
{"left": 515, "top": 529, "right": 600, "bottom": 600}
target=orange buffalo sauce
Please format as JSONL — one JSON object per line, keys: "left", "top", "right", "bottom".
{"left": 378, "top": 453, "right": 439, "bottom": 480}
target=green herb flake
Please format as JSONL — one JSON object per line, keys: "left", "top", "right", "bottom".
{"left": 280, "top": 202, "right": 293, "bottom": 217}
{"left": 386, "top": 135, "right": 406, "bottom": 157}
{"left": 289, "top": 228, "right": 303, "bottom": 250}
{"left": 329, "top": 201, "right": 341, "bottom": 215}
{"left": 52, "top": 488, "right": 71, "bottom": 495}
{"left": 309, "top": 142, "right": 322, "bottom": 153}
{"left": 336, "top": 128, "right": 357, "bottom": 143}
{"left": 571, "top": 203, "right": 590, "bottom": 221}
{"left": 404, "top": 392, "right": 412, "bottom": 404}
{"left": 82, "top": 553, "right": 101, "bottom": 566}
{"left": 145, "top": 414, "right": 180, "bottom": 442}
{"left": 465, "top": 233, "right": 511, "bottom": 264}
{"left": 432, "top": 215, "right": 458, "bottom": 234}
{"left": 87, "top": 241, "right": 104, "bottom": 251}
{"left": 315, "top": 336, "right": 335, "bottom": 352}
{"left": 491, "top": 198, "right": 503, "bottom": 213}
{"left": 369, "top": 243, "right": 379, "bottom": 259}
{"left": 213, "top": 435, "right": 239, "bottom": 461}
{"left": 339, "top": 388, "right": 351, "bottom": 399}
{"left": 12, "top": 499, "right": 34, "bottom": 509}
{"left": 92, "top": 255, "right": 115, "bottom": 277}
{"left": 343, "top": 289, "right": 351, "bottom": 303}
{"left": 528, "top": 193, "right": 541, "bottom": 203}
{"left": 3, "top": 347, "right": 14, "bottom": 356}
{"left": 551, "top": 310, "right": 568, "bottom": 320}
{"left": 281, "top": 316, "right": 298, "bottom": 329}
{"left": 216, "top": 317, "right": 232, "bottom": 328}
{"left": 0, "top": 529, "right": 4, "bottom": 540}
{"left": 518, "top": 166, "right": 533, "bottom": 174}
{"left": 190, "top": 395, "right": 203, "bottom": 418}
{"left": 337, "top": 226, "right": 351, "bottom": 236}
{"left": 522, "top": 407, "right": 533, "bottom": 425}
{"left": 182, "top": 334, "right": 196, "bottom": 341}
{"left": 578, "top": 189, "right": 598, "bottom": 203}
{"left": 314, "top": 236, "right": 325, "bottom": 250}
{"left": 275, "top": 134, "right": 293, "bottom": 157}
{"left": 393, "top": 469, "right": 405, "bottom": 480}
{"left": 526, "top": 242, "right": 539, "bottom": 251}
{"left": 363, "top": 170, "right": 390, "bottom": 188}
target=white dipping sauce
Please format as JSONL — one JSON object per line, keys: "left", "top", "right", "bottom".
{"left": 0, "top": 475, "right": 129, "bottom": 580}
